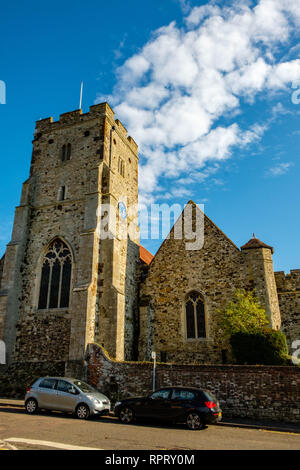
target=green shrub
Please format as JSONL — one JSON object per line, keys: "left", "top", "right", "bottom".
{"left": 230, "top": 329, "right": 289, "bottom": 365}
{"left": 219, "top": 289, "right": 269, "bottom": 336}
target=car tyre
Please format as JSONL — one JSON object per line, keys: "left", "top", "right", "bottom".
{"left": 186, "top": 411, "right": 205, "bottom": 430}
{"left": 25, "top": 398, "right": 38, "bottom": 415}
{"left": 76, "top": 403, "right": 90, "bottom": 420}
{"left": 119, "top": 406, "right": 135, "bottom": 424}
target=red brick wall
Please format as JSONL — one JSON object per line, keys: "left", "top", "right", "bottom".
{"left": 87, "top": 344, "right": 300, "bottom": 424}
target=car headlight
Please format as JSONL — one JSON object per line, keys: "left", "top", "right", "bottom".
{"left": 87, "top": 395, "right": 102, "bottom": 405}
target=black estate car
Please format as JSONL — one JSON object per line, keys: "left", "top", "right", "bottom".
{"left": 114, "top": 386, "right": 222, "bottom": 430}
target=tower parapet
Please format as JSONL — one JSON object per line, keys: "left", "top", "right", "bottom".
{"left": 34, "top": 103, "right": 138, "bottom": 155}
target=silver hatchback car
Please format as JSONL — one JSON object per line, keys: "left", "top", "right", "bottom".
{"left": 25, "top": 377, "right": 111, "bottom": 419}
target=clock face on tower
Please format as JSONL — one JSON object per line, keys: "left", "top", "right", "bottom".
{"left": 118, "top": 201, "right": 127, "bottom": 220}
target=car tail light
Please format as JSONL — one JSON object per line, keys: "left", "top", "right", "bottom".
{"left": 205, "top": 401, "right": 217, "bottom": 409}
{"left": 26, "top": 386, "right": 31, "bottom": 393}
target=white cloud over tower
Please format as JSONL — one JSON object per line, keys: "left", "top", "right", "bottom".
{"left": 97, "top": 0, "right": 300, "bottom": 200}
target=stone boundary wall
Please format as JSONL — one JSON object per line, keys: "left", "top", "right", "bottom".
{"left": 0, "top": 361, "right": 66, "bottom": 398}
{"left": 87, "top": 344, "right": 300, "bottom": 424}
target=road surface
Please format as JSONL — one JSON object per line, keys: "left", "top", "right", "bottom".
{"left": 0, "top": 404, "right": 299, "bottom": 450}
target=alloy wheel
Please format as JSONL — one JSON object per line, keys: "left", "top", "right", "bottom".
{"left": 119, "top": 407, "right": 134, "bottom": 424}
{"left": 26, "top": 399, "right": 37, "bottom": 414}
{"left": 186, "top": 412, "right": 203, "bottom": 430}
{"left": 76, "top": 404, "right": 90, "bottom": 420}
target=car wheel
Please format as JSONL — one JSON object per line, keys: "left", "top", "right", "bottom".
{"left": 119, "top": 406, "right": 134, "bottom": 424}
{"left": 25, "top": 398, "right": 38, "bottom": 415}
{"left": 186, "top": 412, "right": 204, "bottom": 430}
{"left": 76, "top": 404, "right": 90, "bottom": 420}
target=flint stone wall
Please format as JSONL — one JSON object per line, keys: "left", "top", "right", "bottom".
{"left": 0, "top": 361, "right": 66, "bottom": 398}
{"left": 88, "top": 344, "right": 300, "bottom": 424}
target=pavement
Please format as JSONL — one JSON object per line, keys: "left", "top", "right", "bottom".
{"left": 1, "top": 398, "right": 299, "bottom": 435}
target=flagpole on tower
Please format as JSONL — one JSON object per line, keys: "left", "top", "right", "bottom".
{"left": 79, "top": 81, "right": 83, "bottom": 110}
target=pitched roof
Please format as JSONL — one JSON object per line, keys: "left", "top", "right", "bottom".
{"left": 241, "top": 236, "right": 274, "bottom": 254}
{"left": 139, "top": 245, "right": 154, "bottom": 265}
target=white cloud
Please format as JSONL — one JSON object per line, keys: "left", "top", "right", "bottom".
{"left": 185, "top": 4, "right": 221, "bottom": 27}
{"left": 266, "top": 162, "right": 293, "bottom": 177}
{"left": 97, "top": 0, "right": 300, "bottom": 200}
{"left": 177, "top": 0, "right": 192, "bottom": 15}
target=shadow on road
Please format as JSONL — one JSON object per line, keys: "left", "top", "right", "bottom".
{"left": 0, "top": 405, "right": 209, "bottom": 431}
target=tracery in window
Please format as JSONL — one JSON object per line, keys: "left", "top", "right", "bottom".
{"left": 185, "top": 291, "right": 206, "bottom": 339}
{"left": 38, "top": 238, "right": 72, "bottom": 310}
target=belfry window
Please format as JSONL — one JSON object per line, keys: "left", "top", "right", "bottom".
{"left": 61, "top": 144, "right": 71, "bottom": 162}
{"left": 185, "top": 291, "right": 206, "bottom": 339}
{"left": 61, "top": 145, "right": 66, "bottom": 161}
{"left": 118, "top": 157, "right": 125, "bottom": 177}
{"left": 38, "top": 238, "right": 72, "bottom": 310}
{"left": 58, "top": 186, "right": 66, "bottom": 201}
{"left": 66, "top": 143, "right": 71, "bottom": 160}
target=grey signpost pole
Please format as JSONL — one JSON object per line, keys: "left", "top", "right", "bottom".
{"left": 152, "top": 351, "right": 156, "bottom": 391}
{"left": 0, "top": 340, "right": 6, "bottom": 364}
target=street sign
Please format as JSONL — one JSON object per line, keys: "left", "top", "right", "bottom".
{"left": 151, "top": 351, "right": 156, "bottom": 360}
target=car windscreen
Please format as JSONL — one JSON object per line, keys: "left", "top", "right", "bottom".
{"left": 72, "top": 380, "right": 96, "bottom": 393}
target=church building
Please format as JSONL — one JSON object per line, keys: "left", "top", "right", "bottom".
{"left": 0, "top": 102, "right": 298, "bottom": 375}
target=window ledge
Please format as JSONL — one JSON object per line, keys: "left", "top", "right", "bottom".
{"left": 36, "top": 308, "right": 71, "bottom": 315}
{"left": 185, "top": 337, "right": 210, "bottom": 343}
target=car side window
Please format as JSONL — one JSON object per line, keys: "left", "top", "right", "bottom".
{"left": 151, "top": 389, "right": 171, "bottom": 400}
{"left": 57, "top": 380, "right": 74, "bottom": 393}
{"left": 39, "top": 378, "right": 57, "bottom": 390}
{"left": 172, "top": 389, "right": 196, "bottom": 401}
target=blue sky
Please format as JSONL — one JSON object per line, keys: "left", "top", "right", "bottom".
{"left": 0, "top": 0, "right": 300, "bottom": 273}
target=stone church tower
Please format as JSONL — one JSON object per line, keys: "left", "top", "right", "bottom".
{"left": 0, "top": 103, "right": 140, "bottom": 370}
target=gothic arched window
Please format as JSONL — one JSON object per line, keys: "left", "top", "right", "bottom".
{"left": 38, "top": 238, "right": 72, "bottom": 310}
{"left": 185, "top": 291, "right": 206, "bottom": 339}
